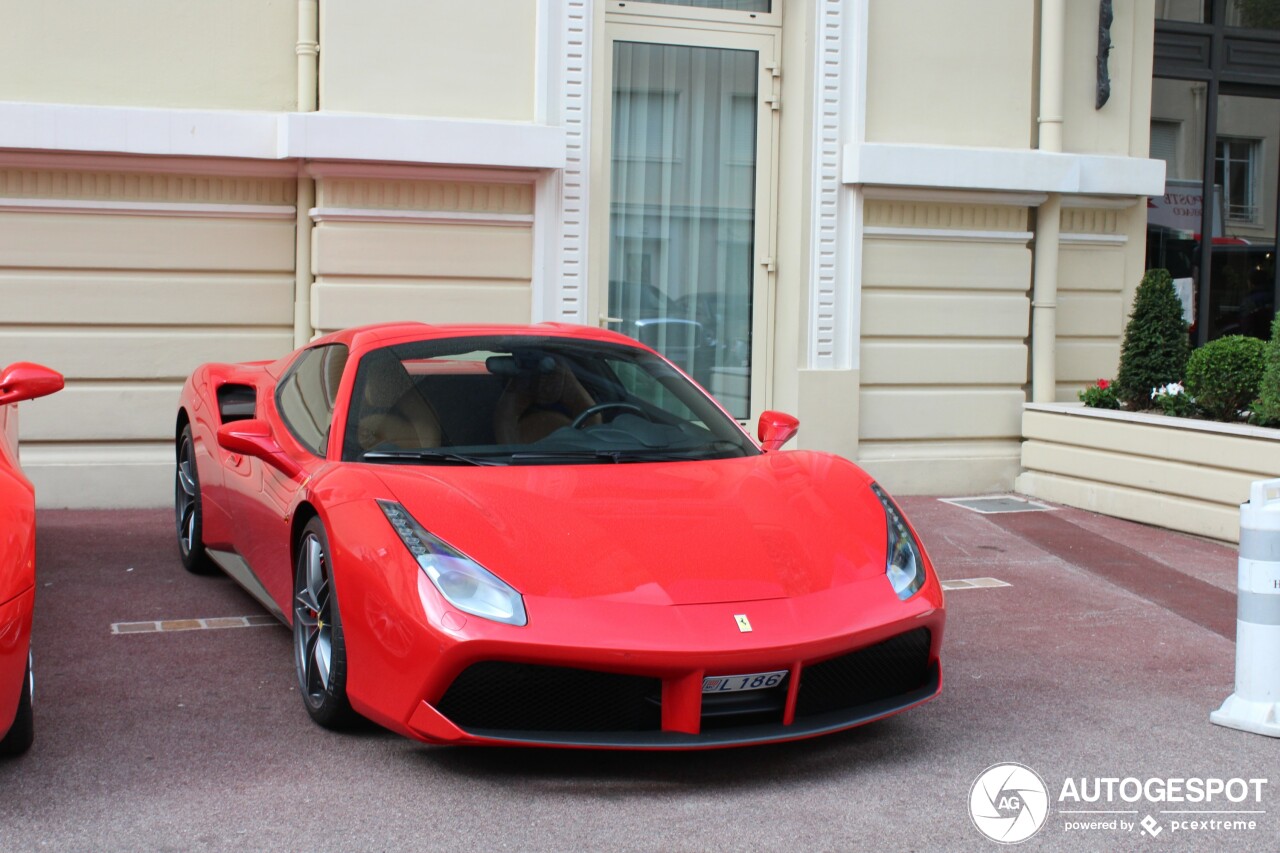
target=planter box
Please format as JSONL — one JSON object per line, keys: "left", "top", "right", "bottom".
{"left": 1014, "top": 402, "right": 1280, "bottom": 543}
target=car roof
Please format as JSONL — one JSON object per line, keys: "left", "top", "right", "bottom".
{"left": 308, "top": 322, "right": 647, "bottom": 355}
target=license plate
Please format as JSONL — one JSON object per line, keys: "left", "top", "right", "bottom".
{"left": 702, "top": 669, "right": 788, "bottom": 694}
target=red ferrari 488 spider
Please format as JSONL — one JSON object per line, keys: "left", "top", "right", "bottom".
{"left": 175, "top": 323, "right": 943, "bottom": 748}
{"left": 1, "top": 362, "right": 64, "bottom": 757}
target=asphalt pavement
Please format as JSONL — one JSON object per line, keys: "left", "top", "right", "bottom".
{"left": 0, "top": 497, "right": 1276, "bottom": 852}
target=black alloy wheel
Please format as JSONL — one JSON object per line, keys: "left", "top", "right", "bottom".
{"left": 0, "top": 656, "right": 34, "bottom": 757}
{"left": 175, "top": 424, "right": 214, "bottom": 574}
{"left": 293, "top": 517, "right": 357, "bottom": 730}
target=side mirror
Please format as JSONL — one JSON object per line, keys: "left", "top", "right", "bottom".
{"left": 216, "top": 419, "right": 304, "bottom": 480}
{"left": 757, "top": 410, "right": 800, "bottom": 452}
{"left": 0, "top": 362, "right": 64, "bottom": 406}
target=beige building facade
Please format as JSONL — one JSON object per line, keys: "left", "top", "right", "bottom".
{"left": 0, "top": 0, "right": 1164, "bottom": 508}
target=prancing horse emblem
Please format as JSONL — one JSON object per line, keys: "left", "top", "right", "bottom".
{"left": 734, "top": 614, "right": 752, "bottom": 633}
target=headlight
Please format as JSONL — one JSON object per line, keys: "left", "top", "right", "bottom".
{"left": 870, "top": 484, "right": 926, "bottom": 600}
{"left": 378, "top": 500, "right": 527, "bottom": 626}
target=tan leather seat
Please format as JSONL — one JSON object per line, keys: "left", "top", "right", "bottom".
{"left": 493, "top": 358, "right": 597, "bottom": 444}
{"left": 354, "top": 350, "right": 443, "bottom": 451}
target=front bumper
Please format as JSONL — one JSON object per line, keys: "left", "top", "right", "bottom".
{"left": 326, "top": 500, "right": 946, "bottom": 750}
{"left": 407, "top": 627, "right": 941, "bottom": 749}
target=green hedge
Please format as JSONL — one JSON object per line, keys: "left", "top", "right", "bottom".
{"left": 1185, "top": 335, "right": 1266, "bottom": 422}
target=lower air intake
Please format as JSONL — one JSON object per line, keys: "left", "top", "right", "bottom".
{"left": 794, "top": 628, "right": 933, "bottom": 718}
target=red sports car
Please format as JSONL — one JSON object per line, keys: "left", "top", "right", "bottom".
{"left": 175, "top": 323, "right": 944, "bottom": 748}
{"left": 1, "top": 362, "right": 64, "bottom": 757}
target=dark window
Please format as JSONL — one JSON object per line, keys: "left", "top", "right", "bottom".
{"left": 1152, "top": 4, "right": 1280, "bottom": 343}
{"left": 276, "top": 344, "right": 348, "bottom": 456}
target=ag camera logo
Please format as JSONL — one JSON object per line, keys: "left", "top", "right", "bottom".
{"left": 969, "top": 763, "right": 1051, "bottom": 844}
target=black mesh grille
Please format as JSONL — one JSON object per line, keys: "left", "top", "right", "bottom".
{"left": 436, "top": 662, "right": 662, "bottom": 733}
{"left": 794, "top": 628, "right": 933, "bottom": 718}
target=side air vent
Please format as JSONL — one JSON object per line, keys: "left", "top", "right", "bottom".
{"left": 217, "top": 384, "right": 256, "bottom": 423}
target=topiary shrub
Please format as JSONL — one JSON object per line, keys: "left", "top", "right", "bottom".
{"left": 1115, "top": 269, "right": 1190, "bottom": 409}
{"left": 1184, "top": 335, "right": 1266, "bottom": 422}
{"left": 1255, "top": 313, "right": 1280, "bottom": 426}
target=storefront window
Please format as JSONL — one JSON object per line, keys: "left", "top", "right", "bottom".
{"left": 1151, "top": 9, "right": 1280, "bottom": 343}
{"left": 1156, "top": 0, "right": 1208, "bottom": 23}
{"left": 1147, "top": 79, "right": 1206, "bottom": 331}
{"left": 1227, "top": 0, "right": 1280, "bottom": 29}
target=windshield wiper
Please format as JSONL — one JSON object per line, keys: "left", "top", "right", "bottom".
{"left": 508, "top": 449, "right": 700, "bottom": 464}
{"left": 361, "top": 449, "right": 506, "bottom": 466}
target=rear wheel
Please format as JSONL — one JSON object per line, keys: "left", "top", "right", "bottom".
{"left": 0, "top": 656, "right": 34, "bottom": 757}
{"left": 293, "top": 517, "right": 357, "bottom": 730}
{"left": 175, "top": 424, "right": 215, "bottom": 574}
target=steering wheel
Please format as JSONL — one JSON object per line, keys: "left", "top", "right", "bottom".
{"left": 570, "top": 401, "right": 647, "bottom": 429}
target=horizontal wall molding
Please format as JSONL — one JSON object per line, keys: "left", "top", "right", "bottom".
{"left": 304, "top": 161, "right": 539, "bottom": 184}
{"left": 0, "top": 197, "right": 295, "bottom": 219}
{"left": 865, "top": 199, "right": 1030, "bottom": 232}
{"left": 846, "top": 142, "right": 1166, "bottom": 197}
{"left": 862, "top": 186, "right": 1049, "bottom": 208}
{"left": 310, "top": 207, "right": 534, "bottom": 227}
{"left": 0, "top": 151, "right": 300, "bottom": 178}
{"left": 279, "top": 112, "right": 565, "bottom": 169}
{"left": 1061, "top": 195, "right": 1142, "bottom": 210}
{"left": 318, "top": 177, "right": 533, "bottom": 214}
{"left": 0, "top": 102, "right": 567, "bottom": 171}
{"left": 0, "top": 166, "right": 296, "bottom": 204}
{"left": 1060, "top": 232, "right": 1129, "bottom": 246}
{"left": 863, "top": 226, "right": 1033, "bottom": 244}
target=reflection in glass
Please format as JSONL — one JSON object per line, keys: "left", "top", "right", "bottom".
{"left": 609, "top": 41, "right": 757, "bottom": 418}
{"left": 634, "top": 0, "right": 770, "bottom": 11}
{"left": 1227, "top": 0, "right": 1280, "bottom": 29}
{"left": 1156, "top": 0, "right": 1207, "bottom": 22}
{"left": 1147, "top": 78, "right": 1208, "bottom": 331}
{"left": 1209, "top": 95, "right": 1279, "bottom": 340}
{"left": 1147, "top": 87, "right": 1280, "bottom": 342}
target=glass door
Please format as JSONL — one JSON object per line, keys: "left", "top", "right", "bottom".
{"left": 598, "top": 24, "right": 778, "bottom": 420}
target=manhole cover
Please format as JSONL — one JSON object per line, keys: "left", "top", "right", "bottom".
{"left": 940, "top": 496, "right": 1053, "bottom": 514}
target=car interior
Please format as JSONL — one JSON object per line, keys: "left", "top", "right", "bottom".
{"left": 338, "top": 337, "right": 755, "bottom": 464}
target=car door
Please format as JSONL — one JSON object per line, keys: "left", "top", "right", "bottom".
{"left": 226, "top": 344, "right": 348, "bottom": 616}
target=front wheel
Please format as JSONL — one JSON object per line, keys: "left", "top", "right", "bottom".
{"left": 0, "top": 656, "right": 34, "bottom": 757}
{"left": 293, "top": 517, "right": 357, "bottom": 730}
{"left": 175, "top": 424, "right": 215, "bottom": 574}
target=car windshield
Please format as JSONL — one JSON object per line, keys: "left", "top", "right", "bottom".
{"left": 341, "top": 335, "right": 758, "bottom": 465}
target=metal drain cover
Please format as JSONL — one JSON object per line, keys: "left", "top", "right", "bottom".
{"left": 940, "top": 496, "right": 1053, "bottom": 514}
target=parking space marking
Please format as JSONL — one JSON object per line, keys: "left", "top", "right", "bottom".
{"left": 941, "top": 577, "right": 1011, "bottom": 591}
{"left": 111, "top": 614, "right": 279, "bottom": 635}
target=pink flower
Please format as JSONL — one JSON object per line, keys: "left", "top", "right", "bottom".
{"left": 1097, "top": 379, "right": 1110, "bottom": 390}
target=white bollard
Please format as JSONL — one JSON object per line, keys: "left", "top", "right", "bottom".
{"left": 1211, "top": 478, "right": 1280, "bottom": 737}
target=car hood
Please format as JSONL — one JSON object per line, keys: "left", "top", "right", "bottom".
{"left": 367, "top": 451, "right": 890, "bottom": 606}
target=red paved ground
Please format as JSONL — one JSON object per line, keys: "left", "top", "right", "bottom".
{"left": 0, "top": 498, "right": 1276, "bottom": 852}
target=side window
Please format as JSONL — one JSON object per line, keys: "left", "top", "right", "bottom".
{"left": 276, "top": 344, "right": 349, "bottom": 456}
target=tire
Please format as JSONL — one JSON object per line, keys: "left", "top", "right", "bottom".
{"left": 293, "top": 517, "right": 357, "bottom": 730}
{"left": 175, "top": 424, "right": 215, "bottom": 574}
{"left": 0, "top": 656, "right": 34, "bottom": 757}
